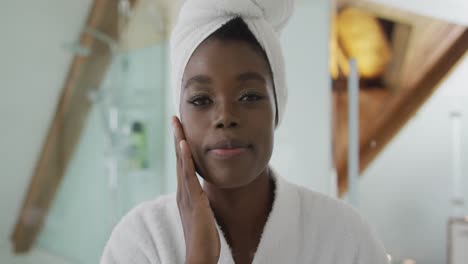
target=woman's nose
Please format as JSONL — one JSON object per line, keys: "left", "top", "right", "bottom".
{"left": 214, "top": 102, "right": 239, "bottom": 129}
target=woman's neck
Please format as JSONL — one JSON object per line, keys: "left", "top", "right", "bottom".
{"left": 203, "top": 168, "right": 275, "bottom": 261}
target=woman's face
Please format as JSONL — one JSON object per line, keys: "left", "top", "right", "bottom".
{"left": 180, "top": 38, "right": 276, "bottom": 188}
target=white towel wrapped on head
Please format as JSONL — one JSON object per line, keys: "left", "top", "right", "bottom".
{"left": 170, "top": 0, "right": 295, "bottom": 126}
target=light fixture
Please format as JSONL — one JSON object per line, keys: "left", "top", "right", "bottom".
{"left": 330, "top": 7, "right": 392, "bottom": 79}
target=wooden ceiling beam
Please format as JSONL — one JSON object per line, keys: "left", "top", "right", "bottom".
{"left": 383, "top": 23, "right": 412, "bottom": 92}
{"left": 333, "top": 88, "right": 391, "bottom": 193}
{"left": 334, "top": 0, "right": 468, "bottom": 196}
{"left": 10, "top": 0, "right": 138, "bottom": 253}
{"left": 337, "top": 28, "right": 468, "bottom": 196}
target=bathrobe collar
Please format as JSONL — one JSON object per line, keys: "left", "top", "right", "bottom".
{"left": 215, "top": 168, "right": 302, "bottom": 263}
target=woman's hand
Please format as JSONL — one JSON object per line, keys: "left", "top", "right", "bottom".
{"left": 172, "top": 116, "right": 220, "bottom": 264}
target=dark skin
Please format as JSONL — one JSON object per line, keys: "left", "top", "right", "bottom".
{"left": 172, "top": 38, "right": 276, "bottom": 264}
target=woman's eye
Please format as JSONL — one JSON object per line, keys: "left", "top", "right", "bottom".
{"left": 188, "top": 95, "right": 212, "bottom": 106}
{"left": 240, "top": 93, "right": 263, "bottom": 102}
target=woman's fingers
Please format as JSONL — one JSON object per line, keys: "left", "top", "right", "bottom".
{"left": 172, "top": 116, "right": 203, "bottom": 205}
{"left": 172, "top": 116, "right": 185, "bottom": 160}
{"left": 180, "top": 139, "right": 203, "bottom": 199}
{"left": 171, "top": 118, "right": 220, "bottom": 262}
{"left": 172, "top": 117, "right": 186, "bottom": 188}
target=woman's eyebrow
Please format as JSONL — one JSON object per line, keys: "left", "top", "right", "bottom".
{"left": 184, "top": 75, "right": 212, "bottom": 89}
{"left": 236, "top": 72, "right": 266, "bottom": 84}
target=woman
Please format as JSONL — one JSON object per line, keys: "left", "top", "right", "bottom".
{"left": 101, "top": 0, "right": 388, "bottom": 263}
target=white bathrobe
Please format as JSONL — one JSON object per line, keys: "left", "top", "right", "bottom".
{"left": 101, "top": 171, "right": 388, "bottom": 264}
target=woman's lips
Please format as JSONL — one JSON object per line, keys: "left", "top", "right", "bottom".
{"left": 207, "top": 139, "right": 251, "bottom": 159}
{"left": 209, "top": 147, "right": 248, "bottom": 158}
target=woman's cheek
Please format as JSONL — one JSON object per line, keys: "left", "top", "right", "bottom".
{"left": 183, "top": 123, "right": 206, "bottom": 168}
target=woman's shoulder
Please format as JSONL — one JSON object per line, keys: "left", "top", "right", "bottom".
{"left": 131, "top": 193, "right": 177, "bottom": 215}
{"left": 118, "top": 193, "right": 179, "bottom": 231}
{"left": 288, "top": 179, "right": 388, "bottom": 264}
{"left": 283, "top": 178, "right": 371, "bottom": 234}
{"left": 283, "top": 179, "right": 388, "bottom": 262}
{"left": 101, "top": 194, "right": 184, "bottom": 263}
{"left": 104, "top": 193, "right": 181, "bottom": 246}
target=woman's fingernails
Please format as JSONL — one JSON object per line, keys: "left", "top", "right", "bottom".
{"left": 179, "top": 140, "right": 184, "bottom": 151}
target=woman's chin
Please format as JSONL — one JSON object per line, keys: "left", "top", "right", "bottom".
{"left": 200, "top": 170, "right": 257, "bottom": 189}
